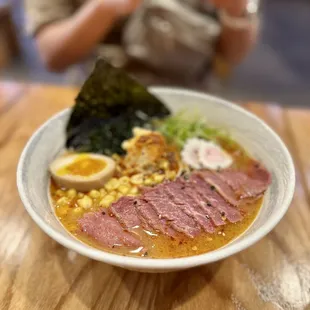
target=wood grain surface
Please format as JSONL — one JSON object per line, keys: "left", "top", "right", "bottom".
{"left": 0, "top": 83, "right": 309, "bottom": 310}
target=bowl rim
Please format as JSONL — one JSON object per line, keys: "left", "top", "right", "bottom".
{"left": 17, "top": 87, "right": 295, "bottom": 270}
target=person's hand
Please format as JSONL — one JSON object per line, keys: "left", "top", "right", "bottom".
{"left": 208, "top": 0, "right": 247, "bottom": 16}
{"left": 102, "top": 0, "right": 142, "bottom": 17}
{"left": 208, "top": 0, "right": 259, "bottom": 65}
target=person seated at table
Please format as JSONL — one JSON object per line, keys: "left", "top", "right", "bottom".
{"left": 24, "top": 0, "right": 259, "bottom": 82}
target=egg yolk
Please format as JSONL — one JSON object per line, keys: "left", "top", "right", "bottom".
{"left": 57, "top": 155, "right": 107, "bottom": 177}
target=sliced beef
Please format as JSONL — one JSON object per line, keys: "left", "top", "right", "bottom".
{"left": 198, "top": 170, "right": 239, "bottom": 206}
{"left": 181, "top": 179, "right": 226, "bottom": 226}
{"left": 134, "top": 198, "right": 176, "bottom": 237}
{"left": 78, "top": 211, "right": 142, "bottom": 248}
{"left": 217, "top": 162, "right": 271, "bottom": 200}
{"left": 143, "top": 184, "right": 201, "bottom": 238}
{"left": 190, "top": 174, "right": 242, "bottom": 223}
{"left": 163, "top": 180, "right": 215, "bottom": 233}
{"left": 110, "top": 196, "right": 141, "bottom": 229}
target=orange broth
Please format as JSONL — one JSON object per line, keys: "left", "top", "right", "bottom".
{"left": 50, "top": 138, "right": 264, "bottom": 258}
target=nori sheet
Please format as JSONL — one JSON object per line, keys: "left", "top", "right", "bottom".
{"left": 66, "top": 59, "right": 170, "bottom": 155}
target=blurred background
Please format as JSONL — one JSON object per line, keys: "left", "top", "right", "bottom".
{"left": 0, "top": 0, "right": 309, "bottom": 106}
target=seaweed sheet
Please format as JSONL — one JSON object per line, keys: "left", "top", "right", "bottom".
{"left": 66, "top": 59, "right": 170, "bottom": 155}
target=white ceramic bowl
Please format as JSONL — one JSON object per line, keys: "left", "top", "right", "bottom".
{"left": 17, "top": 88, "right": 295, "bottom": 273}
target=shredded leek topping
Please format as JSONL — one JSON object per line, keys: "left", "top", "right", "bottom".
{"left": 155, "top": 112, "right": 234, "bottom": 149}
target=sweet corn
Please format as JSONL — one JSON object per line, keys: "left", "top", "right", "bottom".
{"left": 99, "top": 195, "right": 115, "bottom": 208}
{"left": 129, "top": 186, "right": 139, "bottom": 195}
{"left": 77, "top": 195, "right": 93, "bottom": 209}
{"left": 109, "top": 191, "right": 117, "bottom": 198}
{"left": 119, "top": 176, "right": 130, "bottom": 184}
{"left": 55, "top": 189, "right": 65, "bottom": 197}
{"left": 99, "top": 188, "right": 107, "bottom": 197}
{"left": 77, "top": 193, "right": 84, "bottom": 199}
{"left": 144, "top": 178, "right": 153, "bottom": 186}
{"left": 89, "top": 190, "right": 100, "bottom": 199}
{"left": 118, "top": 185, "right": 130, "bottom": 195}
{"left": 153, "top": 174, "right": 165, "bottom": 184}
{"left": 131, "top": 174, "right": 144, "bottom": 185}
{"left": 159, "top": 160, "right": 169, "bottom": 170}
{"left": 67, "top": 189, "right": 77, "bottom": 198}
{"left": 57, "top": 197, "right": 70, "bottom": 206}
{"left": 104, "top": 178, "right": 120, "bottom": 191}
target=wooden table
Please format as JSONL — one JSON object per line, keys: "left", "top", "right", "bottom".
{"left": 1, "top": 82, "right": 309, "bottom": 310}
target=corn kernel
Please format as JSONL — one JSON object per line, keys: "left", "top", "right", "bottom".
{"left": 129, "top": 186, "right": 139, "bottom": 195}
{"left": 77, "top": 195, "right": 93, "bottom": 209}
{"left": 104, "top": 178, "right": 120, "bottom": 191}
{"left": 144, "top": 178, "right": 153, "bottom": 186}
{"left": 56, "top": 189, "right": 65, "bottom": 197}
{"left": 153, "top": 174, "right": 165, "bottom": 183}
{"left": 99, "top": 195, "right": 115, "bottom": 208}
{"left": 89, "top": 190, "right": 100, "bottom": 199}
{"left": 67, "top": 189, "right": 77, "bottom": 198}
{"left": 109, "top": 191, "right": 117, "bottom": 198}
{"left": 57, "top": 197, "right": 70, "bottom": 206}
{"left": 77, "top": 193, "right": 84, "bottom": 199}
{"left": 118, "top": 185, "right": 130, "bottom": 195}
{"left": 159, "top": 160, "right": 169, "bottom": 170}
{"left": 131, "top": 174, "right": 144, "bottom": 185}
{"left": 99, "top": 188, "right": 107, "bottom": 197}
{"left": 119, "top": 176, "right": 130, "bottom": 184}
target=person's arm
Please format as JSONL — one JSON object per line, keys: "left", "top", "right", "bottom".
{"left": 210, "top": 0, "right": 259, "bottom": 65}
{"left": 36, "top": 0, "right": 140, "bottom": 71}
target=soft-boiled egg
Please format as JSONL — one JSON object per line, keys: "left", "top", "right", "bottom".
{"left": 49, "top": 153, "right": 116, "bottom": 192}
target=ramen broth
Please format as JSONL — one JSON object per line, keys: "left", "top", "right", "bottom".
{"left": 51, "top": 184, "right": 262, "bottom": 258}
{"left": 50, "top": 138, "right": 264, "bottom": 258}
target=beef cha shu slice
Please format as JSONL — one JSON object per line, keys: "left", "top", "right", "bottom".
{"left": 190, "top": 174, "right": 243, "bottom": 223}
{"left": 179, "top": 178, "right": 226, "bottom": 226}
{"left": 110, "top": 196, "right": 141, "bottom": 229}
{"left": 216, "top": 162, "right": 271, "bottom": 200}
{"left": 134, "top": 198, "right": 177, "bottom": 237}
{"left": 110, "top": 196, "right": 176, "bottom": 237}
{"left": 142, "top": 183, "right": 201, "bottom": 238}
{"left": 163, "top": 179, "right": 216, "bottom": 233}
{"left": 78, "top": 211, "right": 142, "bottom": 249}
{"left": 198, "top": 170, "right": 239, "bottom": 206}
{"left": 78, "top": 162, "right": 271, "bottom": 250}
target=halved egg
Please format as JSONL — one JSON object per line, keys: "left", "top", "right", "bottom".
{"left": 49, "top": 153, "right": 116, "bottom": 191}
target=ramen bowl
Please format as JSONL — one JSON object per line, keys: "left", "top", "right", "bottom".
{"left": 17, "top": 88, "right": 295, "bottom": 272}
